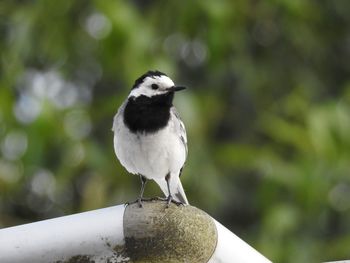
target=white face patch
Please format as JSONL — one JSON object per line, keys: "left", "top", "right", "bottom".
{"left": 129, "top": 75, "right": 175, "bottom": 98}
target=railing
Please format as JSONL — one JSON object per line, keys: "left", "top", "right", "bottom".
{"left": 0, "top": 200, "right": 271, "bottom": 263}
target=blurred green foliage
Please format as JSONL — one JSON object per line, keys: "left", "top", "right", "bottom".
{"left": 1, "top": 0, "right": 350, "bottom": 262}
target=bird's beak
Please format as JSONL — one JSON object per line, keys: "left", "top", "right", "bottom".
{"left": 168, "top": 86, "right": 186, "bottom": 92}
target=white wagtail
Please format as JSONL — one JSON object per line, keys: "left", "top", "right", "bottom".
{"left": 112, "top": 70, "right": 189, "bottom": 206}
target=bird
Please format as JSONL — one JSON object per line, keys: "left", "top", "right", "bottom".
{"left": 112, "top": 70, "right": 189, "bottom": 207}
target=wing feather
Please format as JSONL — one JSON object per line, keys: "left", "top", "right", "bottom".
{"left": 170, "top": 107, "right": 188, "bottom": 159}
{"left": 112, "top": 101, "right": 127, "bottom": 132}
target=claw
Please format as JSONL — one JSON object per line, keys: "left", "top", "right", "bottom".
{"left": 128, "top": 197, "right": 156, "bottom": 208}
{"left": 127, "top": 196, "right": 184, "bottom": 208}
{"left": 125, "top": 198, "right": 147, "bottom": 208}
{"left": 172, "top": 199, "right": 185, "bottom": 206}
{"left": 165, "top": 195, "right": 184, "bottom": 208}
{"left": 137, "top": 198, "right": 143, "bottom": 208}
{"left": 166, "top": 195, "right": 172, "bottom": 208}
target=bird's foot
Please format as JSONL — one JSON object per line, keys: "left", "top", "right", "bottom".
{"left": 126, "top": 197, "right": 184, "bottom": 208}
{"left": 125, "top": 197, "right": 154, "bottom": 208}
{"left": 149, "top": 196, "right": 168, "bottom": 202}
{"left": 148, "top": 196, "right": 184, "bottom": 207}
{"left": 165, "top": 195, "right": 184, "bottom": 208}
{"left": 124, "top": 200, "right": 137, "bottom": 207}
{"left": 166, "top": 195, "right": 173, "bottom": 208}
{"left": 138, "top": 197, "right": 158, "bottom": 207}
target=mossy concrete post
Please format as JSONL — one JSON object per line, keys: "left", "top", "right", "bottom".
{"left": 124, "top": 201, "right": 217, "bottom": 263}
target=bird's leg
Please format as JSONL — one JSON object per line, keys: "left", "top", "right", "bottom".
{"left": 137, "top": 175, "right": 147, "bottom": 207}
{"left": 165, "top": 173, "right": 172, "bottom": 207}
{"left": 164, "top": 173, "right": 184, "bottom": 207}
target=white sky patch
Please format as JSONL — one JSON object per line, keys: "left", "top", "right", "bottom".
{"left": 85, "top": 12, "right": 112, "bottom": 40}
{"left": 14, "top": 93, "right": 41, "bottom": 124}
{"left": 1, "top": 130, "right": 28, "bottom": 161}
{"left": 14, "top": 69, "right": 93, "bottom": 121}
{"left": 31, "top": 168, "right": 56, "bottom": 200}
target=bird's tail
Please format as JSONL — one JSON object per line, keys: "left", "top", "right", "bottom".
{"left": 155, "top": 176, "right": 189, "bottom": 205}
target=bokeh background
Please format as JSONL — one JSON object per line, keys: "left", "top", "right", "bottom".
{"left": 1, "top": 1, "right": 350, "bottom": 262}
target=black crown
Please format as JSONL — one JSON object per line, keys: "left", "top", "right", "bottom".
{"left": 132, "top": 70, "right": 167, "bottom": 89}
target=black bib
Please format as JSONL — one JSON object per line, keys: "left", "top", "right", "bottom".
{"left": 123, "top": 92, "right": 174, "bottom": 134}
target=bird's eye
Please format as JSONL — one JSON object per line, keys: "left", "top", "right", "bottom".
{"left": 151, "top": 84, "right": 159, "bottom": 90}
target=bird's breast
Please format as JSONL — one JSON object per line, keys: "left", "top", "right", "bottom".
{"left": 114, "top": 124, "right": 186, "bottom": 179}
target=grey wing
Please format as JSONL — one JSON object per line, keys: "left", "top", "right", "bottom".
{"left": 112, "top": 101, "right": 127, "bottom": 132}
{"left": 170, "top": 107, "right": 188, "bottom": 159}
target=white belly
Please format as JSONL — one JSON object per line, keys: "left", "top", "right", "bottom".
{"left": 114, "top": 125, "right": 186, "bottom": 180}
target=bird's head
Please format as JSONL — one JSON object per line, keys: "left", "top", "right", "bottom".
{"left": 128, "top": 70, "right": 186, "bottom": 99}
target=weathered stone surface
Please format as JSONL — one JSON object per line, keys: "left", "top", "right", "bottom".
{"left": 124, "top": 200, "right": 217, "bottom": 263}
